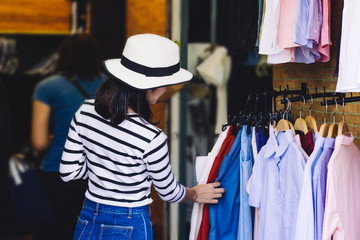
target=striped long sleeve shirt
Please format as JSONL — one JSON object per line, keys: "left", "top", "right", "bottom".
{"left": 60, "top": 99, "right": 185, "bottom": 207}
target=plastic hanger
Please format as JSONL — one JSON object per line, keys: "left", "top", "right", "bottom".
{"left": 327, "top": 98, "right": 338, "bottom": 139}
{"left": 338, "top": 96, "right": 350, "bottom": 136}
{"left": 305, "top": 94, "right": 318, "bottom": 133}
{"left": 318, "top": 99, "right": 329, "bottom": 137}
{"left": 294, "top": 96, "right": 309, "bottom": 134}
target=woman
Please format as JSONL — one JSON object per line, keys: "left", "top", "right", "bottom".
{"left": 31, "top": 33, "right": 106, "bottom": 240}
{"left": 60, "top": 33, "right": 225, "bottom": 239}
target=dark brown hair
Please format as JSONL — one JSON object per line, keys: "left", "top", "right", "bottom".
{"left": 95, "top": 76, "right": 157, "bottom": 125}
{"left": 55, "top": 33, "right": 102, "bottom": 80}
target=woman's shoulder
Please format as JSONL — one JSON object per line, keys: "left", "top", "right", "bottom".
{"left": 36, "top": 74, "right": 68, "bottom": 87}
{"left": 127, "top": 115, "right": 164, "bottom": 136}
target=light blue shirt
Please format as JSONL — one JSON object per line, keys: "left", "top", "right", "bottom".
{"left": 307, "top": 0, "right": 322, "bottom": 44}
{"left": 238, "top": 125, "right": 254, "bottom": 240}
{"left": 209, "top": 127, "right": 242, "bottom": 240}
{"left": 294, "top": 0, "right": 311, "bottom": 47}
{"left": 293, "top": 0, "right": 321, "bottom": 63}
{"left": 249, "top": 130, "right": 306, "bottom": 240}
{"left": 312, "top": 138, "right": 334, "bottom": 240}
{"left": 295, "top": 136, "right": 325, "bottom": 240}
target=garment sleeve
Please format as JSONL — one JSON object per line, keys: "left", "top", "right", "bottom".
{"left": 60, "top": 109, "right": 88, "bottom": 182}
{"left": 248, "top": 150, "right": 264, "bottom": 208}
{"left": 143, "top": 132, "right": 186, "bottom": 203}
{"left": 322, "top": 167, "right": 343, "bottom": 240}
{"left": 32, "top": 79, "right": 52, "bottom": 106}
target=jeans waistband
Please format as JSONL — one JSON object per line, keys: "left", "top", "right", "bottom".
{"left": 83, "top": 198, "right": 149, "bottom": 214}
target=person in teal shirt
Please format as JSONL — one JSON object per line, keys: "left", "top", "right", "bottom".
{"left": 31, "top": 33, "right": 106, "bottom": 240}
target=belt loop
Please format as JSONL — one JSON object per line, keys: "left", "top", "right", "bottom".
{"left": 127, "top": 208, "right": 132, "bottom": 219}
{"left": 148, "top": 206, "right": 151, "bottom": 216}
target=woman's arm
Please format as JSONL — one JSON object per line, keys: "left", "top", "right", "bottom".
{"left": 31, "top": 100, "right": 51, "bottom": 151}
{"left": 60, "top": 112, "right": 88, "bottom": 182}
{"left": 181, "top": 182, "right": 225, "bottom": 204}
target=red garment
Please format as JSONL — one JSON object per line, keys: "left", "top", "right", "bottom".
{"left": 300, "top": 131, "right": 314, "bottom": 156}
{"left": 197, "top": 126, "right": 237, "bottom": 240}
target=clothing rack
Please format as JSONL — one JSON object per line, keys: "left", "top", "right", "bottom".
{"left": 279, "top": 92, "right": 345, "bottom": 104}
{"left": 321, "top": 95, "right": 360, "bottom": 106}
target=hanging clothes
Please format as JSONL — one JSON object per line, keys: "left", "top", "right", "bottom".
{"left": 237, "top": 126, "right": 254, "bottom": 240}
{"left": 267, "top": 0, "right": 299, "bottom": 64}
{"left": 189, "top": 127, "right": 230, "bottom": 240}
{"left": 196, "top": 46, "right": 232, "bottom": 134}
{"left": 295, "top": 137, "right": 325, "bottom": 240}
{"left": 258, "top": 0, "right": 282, "bottom": 57}
{"left": 294, "top": 134, "right": 310, "bottom": 161}
{"left": 312, "top": 137, "right": 334, "bottom": 240}
{"left": 249, "top": 129, "right": 306, "bottom": 240}
{"left": 208, "top": 127, "right": 243, "bottom": 240}
{"left": 335, "top": 0, "right": 360, "bottom": 92}
{"left": 197, "top": 126, "right": 237, "bottom": 240}
{"left": 322, "top": 134, "right": 360, "bottom": 240}
{"left": 317, "top": 0, "right": 331, "bottom": 62}
{"left": 299, "top": 131, "right": 315, "bottom": 156}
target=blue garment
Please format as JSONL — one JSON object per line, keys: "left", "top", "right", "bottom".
{"left": 295, "top": 137, "right": 325, "bottom": 240}
{"left": 294, "top": 0, "right": 312, "bottom": 48}
{"left": 255, "top": 126, "right": 268, "bottom": 153}
{"left": 209, "top": 127, "right": 242, "bottom": 240}
{"left": 238, "top": 125, "right": 254, "bottom": 240}
{"left": 293, "top": 0, "right": 321, "bottom": 64}
{"left": 74, "top": 198, "right": 153, "bottom": 240}
{"left": 249, "top": 130, "right": 306, "bottom": 240}
{"left": 312, "top": 138, "right": 334, "bottom": 240}
{"left": 32, "top": 74, "right": 106, "bottom": 172}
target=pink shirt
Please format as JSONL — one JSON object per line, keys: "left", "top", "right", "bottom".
{"left": 317, "top": 0, "right": 331, "bottom": 62}
{"left": 294, "top": 134, "right": 310, "bottom": 161}
{"left": 278, "top": 0, "right": 299, "bottom": 49}
{"left": 322, "top": 134, "right": 360, "bottom": 240}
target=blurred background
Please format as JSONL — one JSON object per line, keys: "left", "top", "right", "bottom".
{"left": 0, "top": 0, "right": 353, "bottom": 239}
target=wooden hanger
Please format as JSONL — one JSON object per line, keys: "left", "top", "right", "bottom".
{"left": 327, "top": 123, "right": 338, "bottom": 138}
{"left": 305, "top": 95, "right": 318, "bottom": 133}
{"left": 338, "top": 97, "right": 350, "bottom": 136}
{"left": 338, "top": 121, "right": 350, "bottom": 136}
{"left": 319, "top": 123, "right": 329, "bottom": 137}
{"left": 294, "top": 96, "right": 309, "bottom": 134}
{"left": 288, "top": 121, "right": 296, "bottom": 136}
{"left": 275, "top": 119, "right": 290, "bottom": 132}
{"left": 305, "top": 116, "right": 318, "bottom": 133}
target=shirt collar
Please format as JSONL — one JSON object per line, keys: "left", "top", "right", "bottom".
{"left": 324, "top": 137, "right": 335, "bottom": 149}
{"left": 313, "top": 136, "right": 325, "bottom": 152}
{"left": 264, "top": 129, "right": 294, "bottom": 158}
{"left": 335, "top": 133, "right": 354, "bottom": 146}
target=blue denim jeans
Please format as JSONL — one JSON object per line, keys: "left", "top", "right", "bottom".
{"left": 73, "top": 198, "right": 153, "bottom": 240}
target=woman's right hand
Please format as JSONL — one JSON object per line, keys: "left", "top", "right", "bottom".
{"left": 182, "top": 182, "right": 225, "bottom": 204}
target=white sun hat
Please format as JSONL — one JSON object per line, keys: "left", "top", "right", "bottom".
{"left": 104, "top": 33, "right": 193, "bottom": 90}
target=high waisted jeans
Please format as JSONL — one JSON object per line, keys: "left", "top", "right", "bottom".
{"left": 74, "top": 198, "right": 153, "bottom": 240}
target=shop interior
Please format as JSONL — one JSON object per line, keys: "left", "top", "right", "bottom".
{"left": 1, "top": 0, "right": 359, "bottom": 240}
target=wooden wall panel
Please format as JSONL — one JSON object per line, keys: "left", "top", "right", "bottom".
{"left": 0, "top": 0, "right": 70, "bottom": 34}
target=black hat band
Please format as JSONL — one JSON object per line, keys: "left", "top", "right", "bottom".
{"left": 121, "top": 55, "right": 180, "bottom": 77}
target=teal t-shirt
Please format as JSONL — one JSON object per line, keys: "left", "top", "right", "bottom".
{"left": 32, "top": 74, "right": 106, "bottom": 172}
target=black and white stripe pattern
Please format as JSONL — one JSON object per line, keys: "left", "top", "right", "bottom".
{"left": 60, "top": 99, "right": 185, "bottom": 207}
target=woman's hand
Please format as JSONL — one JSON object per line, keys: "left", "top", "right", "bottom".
{"left": 181, "top": 182, "right": 225, "bottom": 204}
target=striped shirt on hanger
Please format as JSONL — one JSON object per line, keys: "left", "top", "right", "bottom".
{"left": 60, "top": 99, "right": 185, "bottom": 207}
